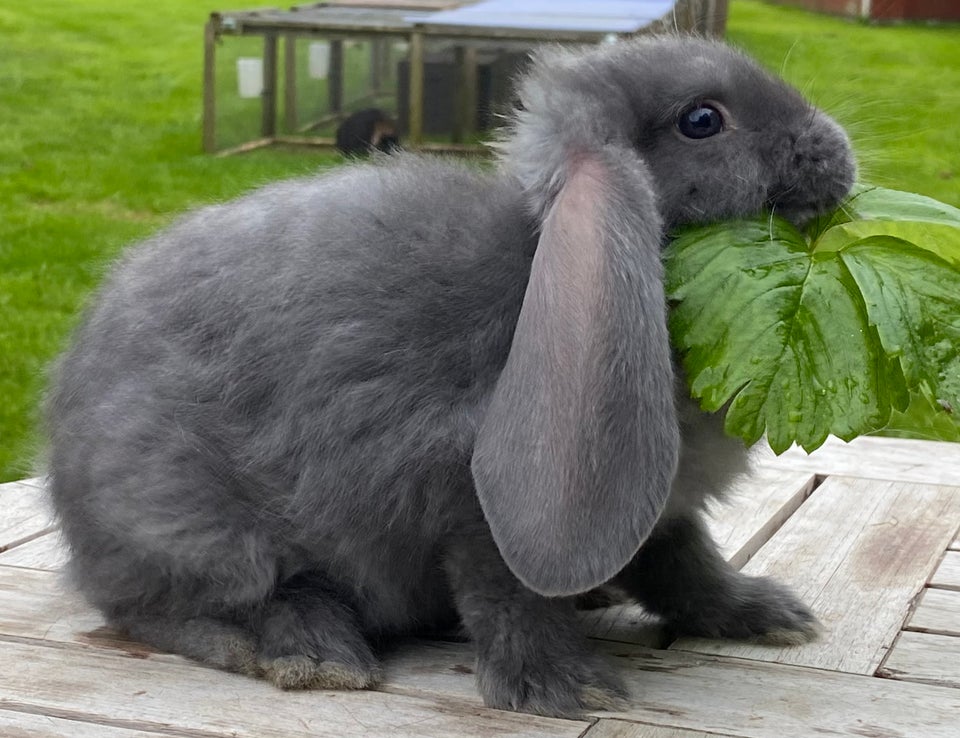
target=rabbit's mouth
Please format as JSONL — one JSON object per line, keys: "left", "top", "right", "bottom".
{"left": 765, "top": 182, "right": 852, "bottom": 228}
{"left": 765, "top": 165, "right": 856, "bottom": 228}
{"left": 765, "top": 197, "right": 825, "bottom": 229}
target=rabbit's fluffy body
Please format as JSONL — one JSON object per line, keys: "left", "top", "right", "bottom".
{"left": 52, "top": 161, "right": 535, "bottom": 632}
{"left": 47, "top": 37, "right": 855, "bottom": 716}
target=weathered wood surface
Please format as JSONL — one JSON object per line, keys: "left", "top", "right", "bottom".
{"left": 0, "top": 639, "right": 588, "bottom": 738}
{"left": 0, "top": 479, "right": 55, "bottom": 552}
{"left": 0, "top": 710, "right": 193, "bottom": 738}
{"left": 880, "top": 630, "right": 960, "bottom": 689}
{"left": 705, "top": 468, "right": 816, "bottom": 569}
{"left": 2, "top": 433, "right": 959, "bottom": 736}
{"left": 0, "top": 530, "right": 68, "bottom": 570}
{"left": 931, "top": 550, "right": 960, "bottom": 590}
{"left": 907, "top": 587, "right": 960, "bottom": 636}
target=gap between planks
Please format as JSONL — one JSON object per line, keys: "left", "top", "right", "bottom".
{"left": 929, "top": 550, "right": 960, "bottom": 591}
{"left": 0, "top": 529, "right": 68, "bottom": 570}
{"left": 582, "top": 720, "right": 749, "bottom": 738}
{"left": 905, "top": 587, "right": 960, "bottom": 637}
{"left": 878, "top": 630, "right": 960, "bottom": 690}
{"left": 0, "top": 480, "right": 56, "bottom": 554}
{"left": 0, "top": 702, "right": 221, "bottom": 738}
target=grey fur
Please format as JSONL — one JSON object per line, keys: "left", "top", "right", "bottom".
{"left": 46, "top": 36, "right": 855, "bottom": 717}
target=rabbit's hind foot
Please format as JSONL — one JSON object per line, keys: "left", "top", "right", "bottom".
{"left": 118, "top": 615, "right": 260, "bottom": 676}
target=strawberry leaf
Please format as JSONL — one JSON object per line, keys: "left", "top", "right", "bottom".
{"left": 665, "top": 187, "right": 960, "bottom": 453}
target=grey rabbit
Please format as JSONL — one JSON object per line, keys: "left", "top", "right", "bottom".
{"left": 46, "top": 36, "right": 855, "bottom": 717}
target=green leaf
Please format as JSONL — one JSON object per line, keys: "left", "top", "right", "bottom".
{"left": 878, "top": 392, "right": 960, "bottom": 444}
{"left": 808, "top": 185, "right": 960, "bottom": 238}
{"left": 841, "top": 236, "right": 960, "bottom": 412}
{"left": 815, "top": 221, "right": 960, "bottom": 268}
{"left": 665, "top": 186, "right": 960, "bottom": 453}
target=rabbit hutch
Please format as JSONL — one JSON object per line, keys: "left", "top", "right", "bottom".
{"left": 202, "top": 0, "right": 728, "bottom": 155}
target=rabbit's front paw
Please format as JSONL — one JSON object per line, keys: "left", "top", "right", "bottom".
{"left": 682, "top": 574, "right": 820, "bottom": 645}
{"left": 475, "top": 634, "right": 628, "bottom": 717}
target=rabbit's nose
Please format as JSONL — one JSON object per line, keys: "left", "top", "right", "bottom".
{"left": 767, "top": 113, "right": 857, "bottom": 227}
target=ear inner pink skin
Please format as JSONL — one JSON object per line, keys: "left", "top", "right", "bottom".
{"left": 472, "top": 151, "right": 678, "bottom": 597}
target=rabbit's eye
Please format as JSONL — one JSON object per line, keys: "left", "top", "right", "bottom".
{"left": 677, "top": 105, "right": 724, "bottom": 139}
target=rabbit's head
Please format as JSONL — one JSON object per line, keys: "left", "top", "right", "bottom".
{"left": 497, "top": 36, "right": 856, "bottom": 228}
{"left": 472, "top": 37, "right": 855, "bottom": 598}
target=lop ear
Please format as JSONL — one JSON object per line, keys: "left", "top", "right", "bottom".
{"left": 471, "top": 150, "right": 679, "bottom": 597}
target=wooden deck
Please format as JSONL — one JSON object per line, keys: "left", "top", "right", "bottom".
{"left": 1, "top": 436, "right": 959, "bottom": 737}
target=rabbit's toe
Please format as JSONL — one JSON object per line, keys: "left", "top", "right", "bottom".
{"left": 261, "top": 654, "right": 382, "bottom": 690}
{"left": 477, "top": 642, "right": 628, "bottom": 717}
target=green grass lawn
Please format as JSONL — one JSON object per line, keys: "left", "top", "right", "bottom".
{"left": 1, "top": 1, "right": 958, "bottom": 482}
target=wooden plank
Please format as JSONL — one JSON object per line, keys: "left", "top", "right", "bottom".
{"left": 930, "top": 550, "right": 960, "bottom": 590}
{"left": 584, "top": 719, "right": 747, "bottom": 738}
{"left": 879, "top": 630, "right": 960, "bottom": 689}
{"left": 0, "top": 481, "right": 55, "bottom": 550}
{"left": 706, "top": 469, "right": 816, "bottom": 570}
{"left": 0, "top": 639, "right": 586, "bottom": 738}
{"left": 753, "top": 435, "right": 960, "bottom": 485}
{"left": 0, "top": 708, "right": 192, "bottom": 738}
{"left": 906, "top": 587, "right": 960, "bottom": 636}
{"left": 951, "top": 531, "right": 960, "bottom": 551}
{"left": 0, "top": 530, "right": 69, "bottom": 570}
{"left": 0, "top": 566, "right": 108, "bottom": 647}
{"left": 670, "top": 476, "right": 960, "bottom": 674}
{"left": 380, "top": 639, "right": 960, "bottom": 738}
